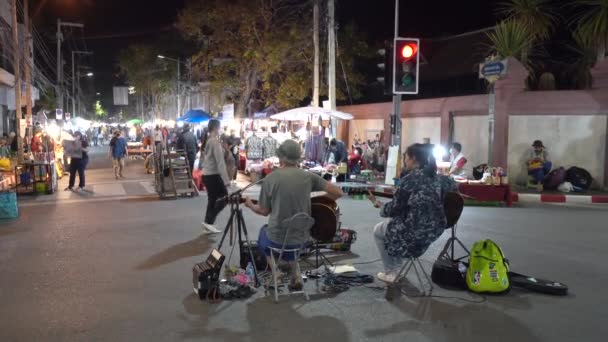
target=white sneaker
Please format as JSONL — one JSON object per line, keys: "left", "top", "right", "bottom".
{"left": 202, "top": 222, "right": 221, "bottom": 234}
{"left": 376, "top": 272, "right": 398, "bottom": 283}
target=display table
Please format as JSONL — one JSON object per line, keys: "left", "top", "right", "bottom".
{"left": 127, "top": 148, "right": 153, "bottom": 159}
{"left": 457, "top": 183, "right": 512, "bottom": 207}
{"left": 338, "top": 180, "right": 512, "bottom": 207}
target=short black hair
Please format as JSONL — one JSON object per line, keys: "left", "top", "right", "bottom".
{"left": 330, "top": 139, "right": 337, "bottom": 146}
{"left": 208, "top": 119, "right": 220, "bottom": 132}
{"left": 452, "top": 142, "right": 462, "bottom": 152}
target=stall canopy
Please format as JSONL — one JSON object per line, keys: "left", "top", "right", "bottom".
{"left": 253, "top": 104, "right": 279, "bottom": 119}
{"left": 270, "top": 106, "right": 353, "bottom": 121}
{"left": 178, "top": 109, "right": 212, "bottom": 123}
{"left": 126, "top": 118, "right": 143, "bottom": 125}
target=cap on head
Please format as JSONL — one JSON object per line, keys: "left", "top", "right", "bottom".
{"left": 277, "top": 139, "right": 301, "bottom": 164}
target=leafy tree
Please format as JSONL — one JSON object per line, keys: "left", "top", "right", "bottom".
{"left": 486, "top": 19, "right": 535, "bottom": 60}
{"left": 177, "top": 0, "right": 369, "bottom": 116}
{"left": 573, "top": 0, "right": 608, "bottom": 62}
{"left": 94, "top": 100, "right": 107, "bottom": 118}
{"left": 117, "top": 44, "right": 175, "bottom": 119}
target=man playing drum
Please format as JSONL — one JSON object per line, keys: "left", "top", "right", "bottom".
{"left": 244, "top": 139, "right": 343, "bottom": 290}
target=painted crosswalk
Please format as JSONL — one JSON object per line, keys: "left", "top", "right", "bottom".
{"left": 22, "top": 180, "right": 158, "bottom": 206}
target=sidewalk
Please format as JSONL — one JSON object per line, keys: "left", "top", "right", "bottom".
{"left": 511, "top": 185, "right": 608, "bottom": 204}
{"left": 18, "top": 148, "right": 157, "bottom": 205}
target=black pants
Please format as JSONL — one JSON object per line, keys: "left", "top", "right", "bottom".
{"left": 187, "top": 153, "right": 196, "bottom": 175}
{"left": 203, "top": 174, "right": 227, "bottom": 225}
{"left": 232, "top": 152, "right": 239, "bottom": 180}
{"left": 69, "top": 158, "right": 85, "bottom": 188}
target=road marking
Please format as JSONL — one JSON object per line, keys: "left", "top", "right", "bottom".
{"left": 140, "top": 181, "right": 156, "bottom": 194}
{"left": 92, "top": 183, "right": 127, "bottom": 196}
{"left": 19, "top": 194, "right": 160, "bottom": 207}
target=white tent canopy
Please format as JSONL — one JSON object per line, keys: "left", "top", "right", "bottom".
{"left": 270, "top": 106, "right": 353, "bottom": 121}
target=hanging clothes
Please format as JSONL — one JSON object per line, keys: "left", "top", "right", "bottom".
{"left": 246, "top": 134, "right": 264, "bottom": 159}
{"left": 304, "top": 127, "right": 326, "bottom": 164}
{"left": 262, "top": 135, "right": 278, "bottom": 159}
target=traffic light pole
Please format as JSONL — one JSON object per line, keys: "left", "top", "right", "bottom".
{"left": 391, "top": 0, "right": 402, "bottom": 149}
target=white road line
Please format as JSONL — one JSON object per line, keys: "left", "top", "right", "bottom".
{"left": 92, "top": 183, "right": 127, "bottom": 196}
{"left": 19, "top": 194, "right": 158, "bottom": 207}
{"left": 140, "top": 181, "right": 156, "bottom": 194}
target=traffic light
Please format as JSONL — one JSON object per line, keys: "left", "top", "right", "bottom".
{"left": 393, "top": 38, "right": 420, "bottom": 94}
{"left": 376, "top": 41, "right": 393, "bottom": 95}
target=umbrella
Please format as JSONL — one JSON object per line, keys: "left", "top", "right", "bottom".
{"left": 178, "top": 109, "right": 211, "bottom": 121}
{"left": 270, "top": 106, "right": 353, "bottom": 121}
{"left": 126, "top": 118, "right": 144, "bottom": 125}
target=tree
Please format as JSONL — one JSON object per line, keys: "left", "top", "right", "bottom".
{"left": 573, "top": 0, "right": 608, "bottom": 62}
{"left": 117, "top": 44, "right": 175, "bottom": 119}
{"left": 177, "top": 0, "right": 369, "bottom": 116}
{"left": 486, "top": 19, "right": 535, "bottom": 61}
{"left": 94, "top": 100, "right": 107, "bottom": 118}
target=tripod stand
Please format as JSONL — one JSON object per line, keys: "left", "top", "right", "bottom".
{"left": 216, "top": 185, "right": 261, "bottom": 288}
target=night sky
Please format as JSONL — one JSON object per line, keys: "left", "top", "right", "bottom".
{"left": 30, "top": 0, "right": 501, "bottom": 108}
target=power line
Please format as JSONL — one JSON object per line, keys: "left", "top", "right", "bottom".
{"left": 82, "top": 26, "right": 172, "bottom": 40}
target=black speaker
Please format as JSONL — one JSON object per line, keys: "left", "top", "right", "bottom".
{"left": 239, "top": 241, "right": 268, "bottom": 271}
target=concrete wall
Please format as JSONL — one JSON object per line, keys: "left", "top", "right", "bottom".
{"left": 347, "top": 119, "right": 384, "bottom": 146}
{"left": 401, "top": 117, "right": 441, "bottom": 150}
{"left": 453, "top": 115, "right": 489, "bottom": 169}
{"left": 508, "top": 115, "right": 607, "bottom": 187}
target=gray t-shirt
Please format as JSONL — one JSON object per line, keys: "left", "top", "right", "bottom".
{"left": 259, "top": 167, "right": 327, "bottom": 245}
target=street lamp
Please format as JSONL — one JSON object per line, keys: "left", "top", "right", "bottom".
{"left": 157, "top": 54, "right": 183, "bottom": 119}
{"left": 86, "top": 72, "right": 93, "bottom": 77}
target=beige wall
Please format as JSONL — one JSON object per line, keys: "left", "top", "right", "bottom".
{"left": 347, "top": 119, "right": 384, "bottom": 146}
{"left": 401, "top": 117, "right": 441, "bottom": 150}
{"left": 453, "top": 115, "right": 489, "bottom": 169}
{"left": 508, "top": 115, "right": 607, "bottom": 187}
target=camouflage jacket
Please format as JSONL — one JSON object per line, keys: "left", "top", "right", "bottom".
{"left": 380, "top": 169, "right": 457, "bottom": 258}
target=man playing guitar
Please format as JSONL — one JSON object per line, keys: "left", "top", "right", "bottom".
{"left": 244, "top": 139, "right": 343, "bottom": 290}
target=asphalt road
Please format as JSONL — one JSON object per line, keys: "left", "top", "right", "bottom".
{"left": 1, "top": 148, "right": 607, "bottom": 341}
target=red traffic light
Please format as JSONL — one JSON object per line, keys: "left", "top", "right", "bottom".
{"left": 401, "top": 44, "right": 417, "bottom": 59}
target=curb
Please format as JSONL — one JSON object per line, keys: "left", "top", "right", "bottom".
{"left": 512, "top": 193, "right": 608, "bottom": 204}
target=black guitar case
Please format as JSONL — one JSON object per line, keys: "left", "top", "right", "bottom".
{"left": 508, "top": 271, "right": 568, "bottom": 296}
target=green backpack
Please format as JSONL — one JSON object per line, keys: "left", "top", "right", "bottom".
{"left": 465, "top": 239, "right": 510, "bottom": 293}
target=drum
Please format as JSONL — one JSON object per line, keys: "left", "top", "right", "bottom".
{"left": 310, "top": 196, "right": 339, "bottom": 242}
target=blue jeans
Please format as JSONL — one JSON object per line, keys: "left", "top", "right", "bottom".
{"left": 528, "top": 161, "right": 552, "bottom": 184}
{"left": 374, "top": 219, "right": 403, "bottom": 273}
{"left": 257, "top": 225, "right": 301, "bottom": 261}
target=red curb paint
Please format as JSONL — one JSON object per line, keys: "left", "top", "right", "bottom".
{"left": 540, "top": 194, "right": 566, "bottom": 203}
{"left": 591, "top": 196, "right": 608, "bottom": 203}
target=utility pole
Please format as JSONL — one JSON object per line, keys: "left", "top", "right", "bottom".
{"left": 24, "top": 0, "right": 32, "bottom": 130}
{"left": 12, "top": 0, "right": 22, "bottom": 163}
{"left": 71, "top": 50, "right": 92, "bottom": 117}
{"left": 391, "top": 0, "right": 402, "bottom": 149}
{"left": 57, "top": 19, "right": 84, "bottom": 113}
{"left": 56, "top": 19, "right": 62, "bottom": 113}
{"left": 313, "top": 0, "right": 320, "bottom": 107}
{"left": 177, "top": 58, "right": 181, "bottom": 119}
{"left": 327, "top": 0, "right": 337, "bottom": 136}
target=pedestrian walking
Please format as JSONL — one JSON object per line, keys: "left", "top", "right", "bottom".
{"left": 65, "top": 131, "right": 88, "bottom": 191}
{"left": 109, "top": 130, "right": 128, "bottom": 179}
{"left": 201, "top": 119, "right": 230, "bottom": 234}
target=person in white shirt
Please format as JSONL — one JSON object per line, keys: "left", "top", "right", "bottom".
{"left": 448, "top": 142, "right": 470, "bottom": 179}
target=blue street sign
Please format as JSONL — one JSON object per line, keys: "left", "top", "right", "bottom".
{"left": 480, "top": 61, "right": 507, "bottom": 77}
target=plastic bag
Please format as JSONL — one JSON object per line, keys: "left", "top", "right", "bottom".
{"left": 0, "top": 192, "right": 18, "bottom": 219}
{"left": 557, "top": 182, "right": 573, "bottom": 193}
